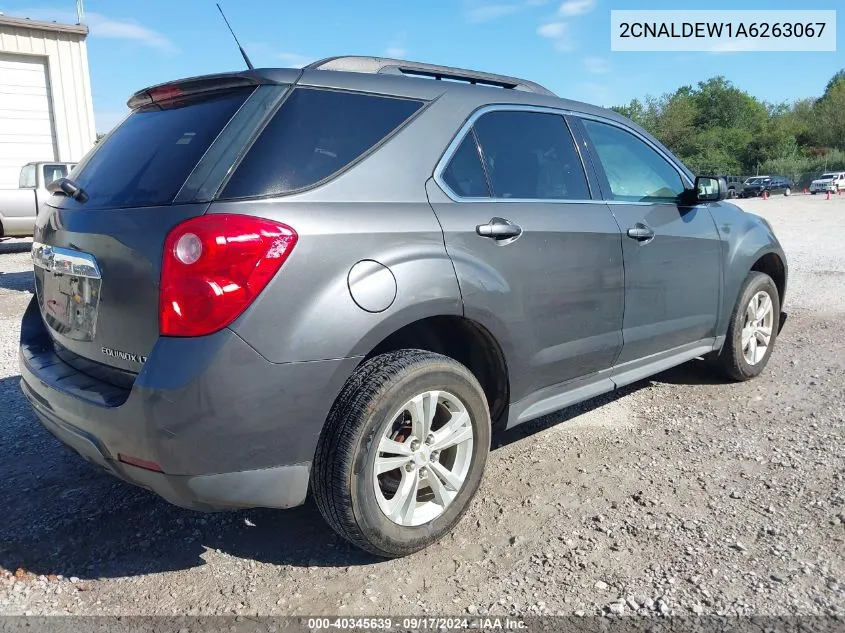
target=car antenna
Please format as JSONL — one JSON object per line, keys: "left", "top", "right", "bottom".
{"left": 216, "top": 3, "right": 254, "bottom": 70}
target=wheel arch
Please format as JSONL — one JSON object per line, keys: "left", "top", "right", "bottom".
{"left": 750, "top": 251, "right": 786, "bottom": 309}
{"left": 362, "top": 315, "right": 511, "bottom": 427}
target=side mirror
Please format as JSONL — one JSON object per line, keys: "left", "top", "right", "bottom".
{"left": 694, "top": 175, "right": 728, "bottom": 202}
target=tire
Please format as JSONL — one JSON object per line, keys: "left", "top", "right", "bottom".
{"left": 784, "top": 187, "right": 791, "bottom": 196}
{"left": 312, "top": 349, "right": 491, "bottom": 558}
{"left": 712, "top": 272, "right": 780, "bottom": 382}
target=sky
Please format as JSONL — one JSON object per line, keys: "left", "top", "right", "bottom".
{"left": 4, "top": 0, "right": 843, "bottom": 134}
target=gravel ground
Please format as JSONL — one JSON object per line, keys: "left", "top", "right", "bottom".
{"left": 0, "top": 194, "right": 843, "bottom": 617}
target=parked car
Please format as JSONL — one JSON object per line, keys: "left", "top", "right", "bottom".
{"left": 809, "top": 171, "right": 845, "bottom": 194}
{"left": 723, "top": 175, "right": 745, "bottom": 198}
{"left": 0, "top": 162, "right": 75, "bottom": 238}
{"left": 19, "top": 56, "right": 788, "bottom": 558}
{"left": 741, "top": 176, "right": 792, "bottom": 198}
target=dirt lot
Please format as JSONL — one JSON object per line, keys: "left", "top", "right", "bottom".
{"left": 0, "top": 194, "right": 843, "bottom": 617}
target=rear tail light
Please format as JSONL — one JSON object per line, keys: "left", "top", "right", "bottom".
{"left": 160, "top": 214, "right": 297, "bottom": 337}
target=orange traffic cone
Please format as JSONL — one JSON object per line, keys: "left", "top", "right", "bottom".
{"left": 762, "top": 190, "right": 769, "bottom": 200}
{"left": 826, "top": 190, "right": 831, "bottom": 200}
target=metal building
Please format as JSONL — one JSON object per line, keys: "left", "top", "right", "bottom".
{"left": 0, "top": 14, "right": 95, "bottom": 187}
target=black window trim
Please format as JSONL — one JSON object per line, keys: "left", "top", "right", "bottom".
{"left": 215, "top": 86, "right": 433, "bottom": 202}
{"left": 433, "top": 104, "right": 599, "bottom": 204}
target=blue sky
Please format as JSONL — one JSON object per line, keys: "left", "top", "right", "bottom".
{"left": 5, "top": 0, "right": 842, "bottom": 133}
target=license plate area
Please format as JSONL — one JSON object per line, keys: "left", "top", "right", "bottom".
{"left": 32, "top": 242, "right": 102, "bottom": 342}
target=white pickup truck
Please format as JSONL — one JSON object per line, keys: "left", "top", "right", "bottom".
{"left": 810, "top": 171, "right": 845, "bottom": 194}
{"left": 0, "top": 162, "right": 76, "bottom": 238}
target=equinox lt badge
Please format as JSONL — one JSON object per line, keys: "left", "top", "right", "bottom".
{"left": 101, "top": 346, "right": 148, "bottom": 364}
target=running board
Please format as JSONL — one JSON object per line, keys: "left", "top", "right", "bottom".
{"left": 506, "top": 339, "right": 717, "bottom": 429}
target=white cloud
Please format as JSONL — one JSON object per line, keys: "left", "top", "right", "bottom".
{"left": 558, "top": 0, "right": 595, "bottom": 17}
{"left": 537, "top": 21, "right": 573, "bottom": 51}
{"left": 246, "top": 44, "right": 315, "bottom": 67}
{"left": 87, "top": 12, "right": 176, "bottom": 53}
{"left": 275, "top": 52, "right": 315, "bottom": 67}
{"left": 12, "top": 8, "right": 176, "bottom": 52}
{"left": 466, "top": 0, "right": 549, "bottom": 23}
{"left": 385, "top": 46, "right": 407, "bottom": 58}
{"left": 583, "top": 55, "right": 610, "bottom": 74}
{"left": 467, "top": 3, "right": 523, "bottom": 22}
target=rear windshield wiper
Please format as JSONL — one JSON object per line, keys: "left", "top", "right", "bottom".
{"left": 48, "top": 177, "right": 89, "bottom": 203}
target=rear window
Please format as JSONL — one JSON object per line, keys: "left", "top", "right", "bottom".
{"left": 65, "top": 88, "right": 254, "bottom": 209}
{"left": 220, "top": 88, "right": 424, "bottom": 199}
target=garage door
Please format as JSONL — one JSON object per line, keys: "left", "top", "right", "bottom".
{"left": 0, "top": 53, "right": 57, "bottom": 187}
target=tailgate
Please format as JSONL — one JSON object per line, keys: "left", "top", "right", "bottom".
{"left": 32, "top": 203, "right": 210, "bottom": 374}
{"left": 29, "top": 76, "right": 294, "bottom": 377}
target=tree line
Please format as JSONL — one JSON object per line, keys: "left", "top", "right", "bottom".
{"left": 611, "top": 70, "right": 845, "bottom": 186}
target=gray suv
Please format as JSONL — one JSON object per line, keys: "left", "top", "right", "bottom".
{"left": 19, "top": 56, "right": 788, "bottom": 558}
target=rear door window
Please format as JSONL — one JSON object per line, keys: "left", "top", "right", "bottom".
{"left": 441, "top": 133, "right": 491, "bottom": 198}
{"left": 63, "top": 88, "right": 255, "bottom": 209}
{"left": 471, "top": 110, "right": 590, "bottom": 200}
{"left": 220, "top": 88, "right": 424, "bottom": 199}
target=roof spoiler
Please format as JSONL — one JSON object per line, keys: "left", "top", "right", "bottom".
{"left": 126, "top": 72, "right": 266, "bottom": 109}
{"left": 306, "top": 56, "right": 556, "bottom": 97}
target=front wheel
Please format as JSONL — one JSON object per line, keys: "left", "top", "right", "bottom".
{"left": 712, "top": 272, "right": 780, "bottom": 381}
{"left": 312, "top": 349, "right": 491, "bottom": 557}
{"left": 784, "top": 187, "right": 791, "bottom": 196}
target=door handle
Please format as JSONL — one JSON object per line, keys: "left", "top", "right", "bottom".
{"left": 476, "top": 217, "right": 523, "bottom": 240}
{"left": 626, "top": 223, "right": 655, "bottom": 242}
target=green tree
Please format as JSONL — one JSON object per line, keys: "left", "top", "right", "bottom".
{"left": 611, "top": 71, "right": 845, "bottom": 177}
{"left": 813, "top": 80, "right": 845, "bottom": 150}
{"left": 821, "top": 69, "right": 845, "bottom": 99}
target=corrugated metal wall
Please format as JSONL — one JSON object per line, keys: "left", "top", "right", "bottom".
{"left": 0, "top": 22, "right": 96, "bottom": 177}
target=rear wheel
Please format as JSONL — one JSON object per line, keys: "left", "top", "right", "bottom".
{"left": 312, "top": 349, "right": 490, "bottom": 557}
{"left": 712, "top": 272, "right": 780, "bottom": 381}
{"left": 784, "top": 187, "right": 791, "bottom": 196}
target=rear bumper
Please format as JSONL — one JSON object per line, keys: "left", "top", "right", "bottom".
{"left": 18, "top": 297, "right": 360, "bottom": 510}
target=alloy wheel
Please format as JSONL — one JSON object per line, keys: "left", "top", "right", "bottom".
{"left": 742, "top": 290, "right": 774, "bottom": 365}
{"left": 373, "top": 390, "right": 474, "bottom": 527}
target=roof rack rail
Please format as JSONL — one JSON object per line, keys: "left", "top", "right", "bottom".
{"left": 305, "top": 56, "right": 556, "bottom": 97}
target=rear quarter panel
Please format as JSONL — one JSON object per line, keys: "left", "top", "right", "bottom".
{"left": 216, "top": 199, "right": 463, "bottom": 363}
{"left": 215, "top": 91, "right": 486, "bottom": 364}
